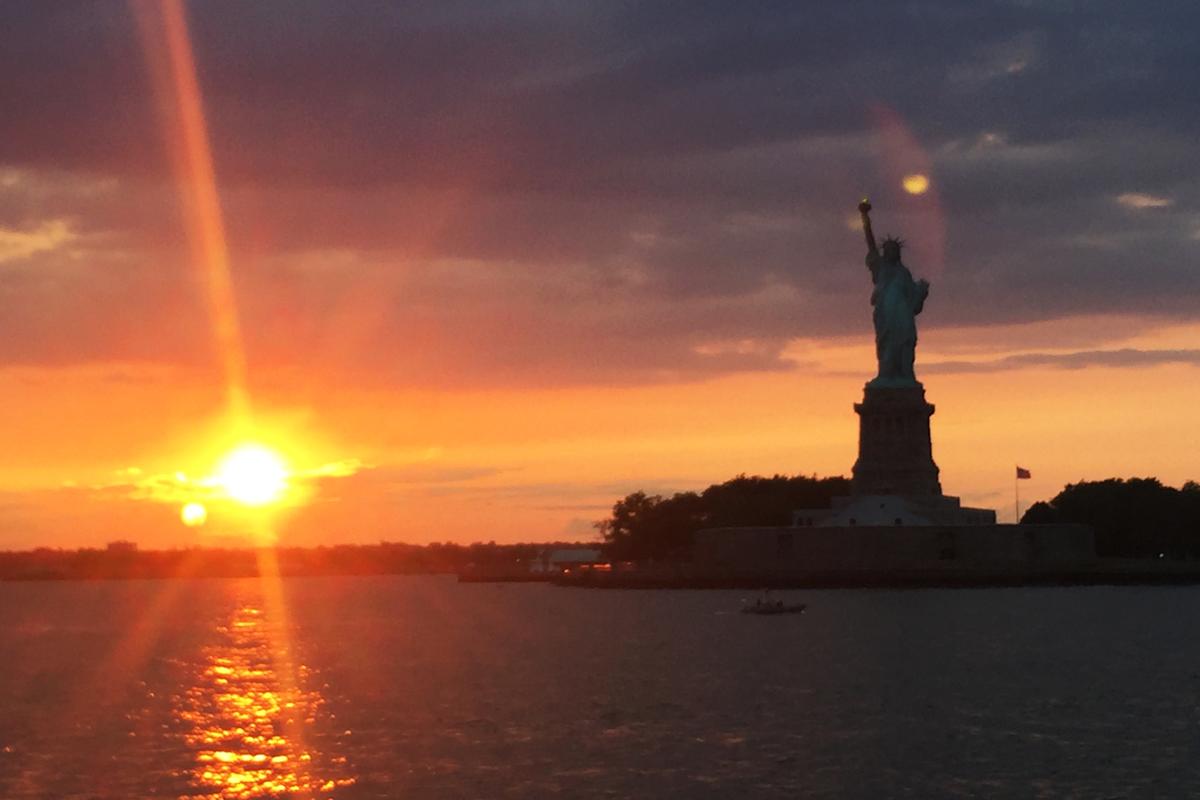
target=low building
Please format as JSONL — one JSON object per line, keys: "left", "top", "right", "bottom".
{"left": 530, "top": 548, "right": 606, "bottom": 574}
{"left": 792, "top": 494, "right": 996, "bottom": 528}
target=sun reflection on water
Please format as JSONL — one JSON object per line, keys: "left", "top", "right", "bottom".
{"left": 176, "top": 603, "right": 354, "bottom": 798}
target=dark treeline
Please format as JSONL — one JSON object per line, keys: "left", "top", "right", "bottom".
{"left": 1022, "top": 478, "right": 1200, "bottom": 558}
{"left": 597, "top": 474, "right": 850, "bottom": 560}
{"left": 0, "top": 540, "right": 589, "bottom": 581}
{"left": 13, "top": 476, "right": 1194, "bottom": 580}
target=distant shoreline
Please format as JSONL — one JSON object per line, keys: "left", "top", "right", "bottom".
{"left": 552, "top": 560, "right": 1200, "bottom": 590}
{"left": 0, "top": 541, "right": 590, "bottom": 583}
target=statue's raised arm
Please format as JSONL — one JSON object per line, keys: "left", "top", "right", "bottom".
{"left": 858, "top": 198, "right": 878, "bottom": 258}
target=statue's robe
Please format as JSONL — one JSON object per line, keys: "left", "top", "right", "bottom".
{"left": 866, "top": 251, "right": 928, "bottom": 387}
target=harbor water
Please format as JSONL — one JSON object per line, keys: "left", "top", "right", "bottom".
{"left": 2, "top": 576, "right": 1199, "bottom": 798}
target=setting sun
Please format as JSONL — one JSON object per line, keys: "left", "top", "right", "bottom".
{"left": 214, "top": 444, "right": 289, "bottom": 506}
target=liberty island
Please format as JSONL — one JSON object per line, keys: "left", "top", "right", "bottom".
{"left": 686, "top": 200, "right": 1102, "bottom": 583}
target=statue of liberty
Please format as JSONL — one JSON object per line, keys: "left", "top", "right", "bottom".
{"left": 857, "top": 199, "right": 929, "bottom": 388}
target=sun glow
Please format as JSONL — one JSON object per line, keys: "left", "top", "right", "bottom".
{"left": 181, "top": 502, "right": 208, "bottom": 526}
{"left": 214, "top": 444, "right": 290, "bottom": 506}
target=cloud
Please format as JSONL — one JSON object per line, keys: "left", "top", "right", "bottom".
{"left": 1116, "top": 192, "right": 1173, "bottom": 209}
{"left": 561, "top": 517, "right": 603, "bottom": 538}
{"left": 923, "top": 347, "right": 1200, "bottom": 375}
{"left": 537, "top": 504, "right": 614, "bottom": 512}
{"left": 0, "top": 2, "right": 1199, "bottom": 387}
{"left": 0, "top": 219, "right": 74, "bottom": 264}
{"left": 948, "top": 30, "right": 1045, "bottom": 84}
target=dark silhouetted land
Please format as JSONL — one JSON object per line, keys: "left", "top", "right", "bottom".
{"left": 0, "top": 540, "right": 589, "bottom": 581}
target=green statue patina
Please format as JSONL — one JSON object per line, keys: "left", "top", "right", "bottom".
{"left": 857, "top": 199, "right": 930, "bottom": 388}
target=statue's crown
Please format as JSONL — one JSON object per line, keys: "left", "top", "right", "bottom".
{"left": 881, "top": 235, "right": 905, "bottom": 251}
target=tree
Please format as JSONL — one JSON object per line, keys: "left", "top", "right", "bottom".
{"left": 1020, "top": 477, "right": 1200, "bottom": 558}
{"left": 596, "top": 474, "right": 850, "bottom": 561}
{"left": 596, "top": 490, "right": 704, "bottom": 561}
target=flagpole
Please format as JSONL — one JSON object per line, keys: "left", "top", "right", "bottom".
{"left": 1014, "top": 468, "right": 1020, "bottom": 523}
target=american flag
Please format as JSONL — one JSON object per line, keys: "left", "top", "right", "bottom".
{"left": 1016, "top": 466, "right": 1031, "bottom": 479}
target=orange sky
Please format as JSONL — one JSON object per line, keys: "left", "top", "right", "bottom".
{"left": 1, "top": 314, "right": 1197, "bottom": 549}
{"left": 1, "top": 3, "right": 1198, "bottom": 549}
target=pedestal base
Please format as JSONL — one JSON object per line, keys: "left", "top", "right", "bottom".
{"left": 852, "top": 384, "right": 941, "bottom": 496}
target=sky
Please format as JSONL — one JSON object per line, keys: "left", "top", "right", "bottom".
{"left": 1, "top": 1, "right": 1198, "bottom": 549}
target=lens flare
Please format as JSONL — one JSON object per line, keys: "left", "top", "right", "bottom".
{"left": 902, "top": 173, "right": 930, "bottom": 195}
{"left": 181, "top": 502, "right": 208, "bottom": 526}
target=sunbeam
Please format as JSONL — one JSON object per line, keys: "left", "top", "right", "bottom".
{"left": 132, "top": 0, "right": 248, "bottom": 418}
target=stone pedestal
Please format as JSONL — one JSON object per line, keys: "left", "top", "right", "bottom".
{"left": 852, "top": 385, "right": 941, "bottom": 496}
